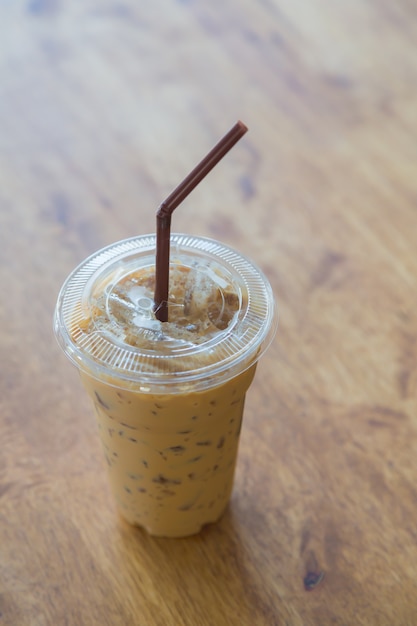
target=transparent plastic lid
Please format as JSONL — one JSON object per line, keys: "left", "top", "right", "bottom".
{"left": 54, "top": 234, "right": 278, "bottom": 391}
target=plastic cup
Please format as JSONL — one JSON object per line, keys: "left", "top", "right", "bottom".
{"left": 54, "top": 234, "right": 277, "bottom": 537}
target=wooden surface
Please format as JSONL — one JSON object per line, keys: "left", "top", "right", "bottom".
{"left": 1, "top": 1, "right": 417, "bottom": 624}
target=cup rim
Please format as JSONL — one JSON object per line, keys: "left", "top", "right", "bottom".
{"left": 54, "top": 234, "right": 278, "bottom": 392}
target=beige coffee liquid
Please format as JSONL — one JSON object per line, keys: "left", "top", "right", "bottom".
{"left": 75, "top": 264, "right": 256, "bottom": 536}
{"left": 80, "top": 365, "right": 255, "bottom": 537}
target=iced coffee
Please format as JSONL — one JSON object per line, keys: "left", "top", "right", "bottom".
{"left": 54, "top": 234, "right": 277, "bottom": 537}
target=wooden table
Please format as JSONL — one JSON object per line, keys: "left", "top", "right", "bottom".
{"left": 1, "top": 1, "right": 417, "bottom": 624}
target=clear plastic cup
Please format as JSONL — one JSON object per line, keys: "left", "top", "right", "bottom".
{"left": 54, "top": 234, "right": 277, "bottom": 537}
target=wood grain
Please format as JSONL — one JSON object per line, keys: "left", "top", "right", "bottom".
{"left": 1, "top": 0, "right": 417, "bottom": 624}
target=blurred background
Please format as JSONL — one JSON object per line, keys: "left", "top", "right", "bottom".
{"left": 1, "top": 1, "right": 417, "bottom": 624}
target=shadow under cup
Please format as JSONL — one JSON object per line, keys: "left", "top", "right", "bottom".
{"left": 54, "top": 234, "right": 277, "bottom": 537}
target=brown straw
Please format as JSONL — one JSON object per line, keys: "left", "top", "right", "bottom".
{"left": 154, "top": 120, "right": 248, "bottom": 322}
